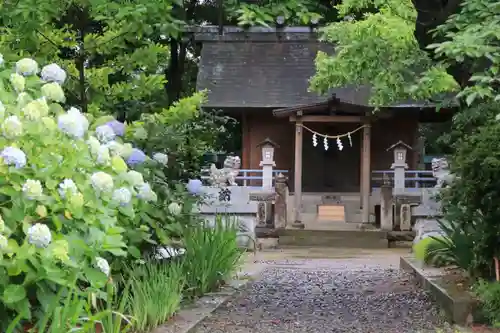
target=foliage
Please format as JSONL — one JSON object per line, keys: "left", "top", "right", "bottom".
{"left": 7, "top": 282, "right": 132, "bottom": 333}
{"left": 413, "top": 235, "right": 448, "bottom": 266}
{"left": 0, "top": 0, "right": 183, "bottom": 117}
{"left": 309, "top": 0, "right": 459, "bottom": 107}
{"left": 420, "top": 218, "right": 475, "bottom": 272}
{"left": 473, "top": 280, "right": 500, "bottom": 327}
{"left": 226, "top": 0, "right": 327, "bottom": 27}
{"left": 181, "top": 215, "right": 241, "bottom": 298}
{"left": 438, "top": 107, "right": 500, "bottom": 278}
{"left": 126, "top": 259, "right": 184, "bottom": 332}
{"left": 0, "top": 55, "right": 184, "bottom": 326}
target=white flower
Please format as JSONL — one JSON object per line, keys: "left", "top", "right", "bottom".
{"left": 58, "top": 179, "right": 78, "bottom": 199}
{"left": 16, "top": 58, "right": 39, "bottom": 76}
{"left": 22, "top": 98, "right": 49, "bottom": 120}
{"left": 58, "top": 107, "right": 89, "bottom": 139}
{"left": 95, "top": 125, "right": 116, "bottom": 143}
{"left": 22, "top": 179, "right": 43, "bottom": 200}
{"left": 133, "top": 127, "right": 148, "bottom": 140}
{"left": 168, "top": 202, "right": 182, "bottom": 216}
{"left": 125, "top": 170, "right": 144, "bottom": 187}
{"left": 17, "top": 92, "right": 32, "bottom": 107}
{"left": 104, "top": 141, "right": 123, "bottom": 156}
{"left": 0, "top": 235, "right": 7, "bottom": 250}
{"left": 10, "top": 73, "right": 25, "bottom": 92}
{"left": 153, "top": 152, "right": 168, "bottom": 166}
{"left": 1, "top": 147, "right": 26, "bottom": 168}
{"left": 95, "top": 257, "right": 110, "bottom": 276}
{"left": 120, "top": 143, "right": 134, "bottom": 159}
{"left": 90, "top": 172, "right": 114, "bottom": 192}
{"left": 86, "top": 136, "right": 101, "bottom": 156}
{"left": 112, "top": 187, "right": 132, "bottom": 206}
{"left": 41, "top": 63, "right": 67, "bottom": 85}
{"left": 2, "top": 115, "right": 23, "bottom": 138}
{"left": 27, "top": 223, "right": 52, "bottom": 248}
{"left": 96, "top": 145, "right": 110, "bottom": 165}
{"left": 0, "top": 53, "right": 4, "bottom": 67}
{"left": 137, "top": 183, "right": 157, "bottom": 202}
{"left": 41, "top": 82, "right": 65, "bottom": 103}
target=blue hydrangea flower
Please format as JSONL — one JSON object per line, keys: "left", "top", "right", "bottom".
{"left": 1, "top": 147, "right": 27, "bottom": 168}
{"left": 106, "top": 120, "right": 125, "bottom": 137}
{"left": 187, "top": 179, "right": 202, "bottom": 195}
{"left": 95, "top": 124, "right": 116, "bottom": 143}
{"left": 126, "top": 148, "right": 147, "bottom": 166}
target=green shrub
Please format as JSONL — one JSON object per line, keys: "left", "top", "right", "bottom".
{"left": 0, "top": 55, "right": 185, "bottom": 325}
{"left": 473, "top": 280, "right": 500, "bottom": 327}
{"left": 181, "top": 215, "right": 242, "bottom": 298}
{"left": 413, "top": 235, "right": 448, "bottom": 265}
{"left": 126, "top": 260, "right": 184, "bottom": 332}
{"left": 440, "top": 108, "right": 500, "bottom": 279}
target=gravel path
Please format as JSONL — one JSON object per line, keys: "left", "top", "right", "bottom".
{"left": 192, "top": 257, "right": 454, "bottom": 333}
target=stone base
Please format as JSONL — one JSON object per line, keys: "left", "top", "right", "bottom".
{"left": 291, "top": 221, "right": 305, "bottom": 229}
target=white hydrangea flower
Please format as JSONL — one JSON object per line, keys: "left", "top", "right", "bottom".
{"left": 58, "top": 179, "right": 78, "bottom": 199}
{"left": 10, "top": 73, "right": 25, "bottom": 92}
{"left": 22, "top": 98, "right": 49, "bottom": 120}
{"left": 120, "top": 143, "right": 134, "bottom": 159}
{"left": 133, "top": 127, "right": 148, "bottom": 140}
{"left": 22, "top": 179, "right": 44, "bottom": 200}
{"left": 27, "top": 223, "right": 52, "bottom": 248}
{"left": 0, "top": 53, "right": 4, "bottom": 67}
{"left": 1, "top": 147, "right": 27, "bottom": 168}
{"left": 16, "top": 92, "right": 32, "bottom": 107}
{"left": 168, "top": 202, "right": 182, "bottom": 216}
{"left": 105, "top": 141, "right": 124, "bottom": 156}
{"left": 41, "top": 82, "right": 65, "bottom": 103}
{"left": 2, "top": 115, "right": 23, "bottom": 138}
{"left": 137, "top": 183, "right": 157, "bottom": 202}
{"left": 16, "top": 58, "right": 39, "bottom": 76}
{"left": 153, "top": 152, "right": 168, "bottom": 166}
{"left": 95, "top": 125, "right": 116, "bottom": 143}
{"left": 41, "top": 63, "right": 67, "bottom": 85}
{"left": 96, "top": 145, "right": 111, "bottom": 165}
{"left": 58, "top": 107, "right": 89, "bottom": 139}
{"left": 86, "top": 136, "right": 101, "bottom": 156}
{"left": 0, "top": 235, "right": 7, "bottom": 250}
{"left": 95, "top": 257, "right": 110, "bottom": 276}
{"left": 112, "top": 187, "right": 132, "bottom": 206}
{"left": 90, "top": 172, "right": 114, "bottom": 192}
{"left": 125, "top": 170, "right": 144, "bottom": 187}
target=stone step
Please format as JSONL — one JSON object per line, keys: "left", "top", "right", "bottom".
{"left": 278, "top": 229, "right": 389, "bottom": 249}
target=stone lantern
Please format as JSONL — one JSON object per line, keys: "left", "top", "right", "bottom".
{"left": 257, "top": 138, "right": 279, "bottom": 189}
{"left": 387, "top": 140, "right": 413, "bottom": 190}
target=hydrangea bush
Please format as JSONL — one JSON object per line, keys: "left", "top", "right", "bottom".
{"left": 0, "top": 56, "right": 179, "bottom": 323}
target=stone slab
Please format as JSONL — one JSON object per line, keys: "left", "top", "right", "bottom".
{"left": 278, "top": 229, "right": 389, "bottom": 249}
{"left": 400, "top": 256, "right": 476, "bottom": 325}
{"left": 195, "top": 186, "right": 259, "bottom": 214}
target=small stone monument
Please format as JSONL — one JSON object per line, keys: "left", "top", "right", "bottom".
{"left": 257, "top": 138, "right": 279, "bottom": 189}
{"left": 387, "top": 140, "right": 413, "bottom": 192}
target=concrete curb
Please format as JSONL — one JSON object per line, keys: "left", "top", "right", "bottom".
{"left": 400, "top": 256, "right": 476, "bottom": 325}
{"left": 152, "top": 261, "right": 267, "bottom": 333}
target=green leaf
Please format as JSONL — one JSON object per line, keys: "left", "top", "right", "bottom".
{"left": 3, "top": 285, "right": 27, "bottom": 304}
{"left": 128, "top": 246, "right": 141, "bottom": 259}
{"left": 83, "top": 267, "right": 108, "bottom": 289}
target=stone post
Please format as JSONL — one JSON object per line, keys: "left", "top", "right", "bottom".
{"left": 257, "top": 138, "right": 278, "bottom": 189}
{"left": 380, "top": 183, "right": 394, "bottom": 231}
{"left": 274, "top": 173, "right": 288, "bottom": 229}
{"left": 400, "top": 204, "right": 412, "bottom": 231}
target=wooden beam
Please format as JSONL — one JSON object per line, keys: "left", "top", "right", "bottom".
{"left": 289, "top": 115, "right": 363, "bottom": 123}
{"left": 361, "top": 119, "right": 371, "bottom": 223}
{"left": 292, "top": 119, "right": 304, "bottom": 229}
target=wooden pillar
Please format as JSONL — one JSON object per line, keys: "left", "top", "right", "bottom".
{"left": 359, "top": 130, "right": 364, "bottom": 208}
{"left": 292, "top": 119, "right": 304, "bottom": 229}
{"left": 361, "top": 120, "right": 371, "bottom": 223}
